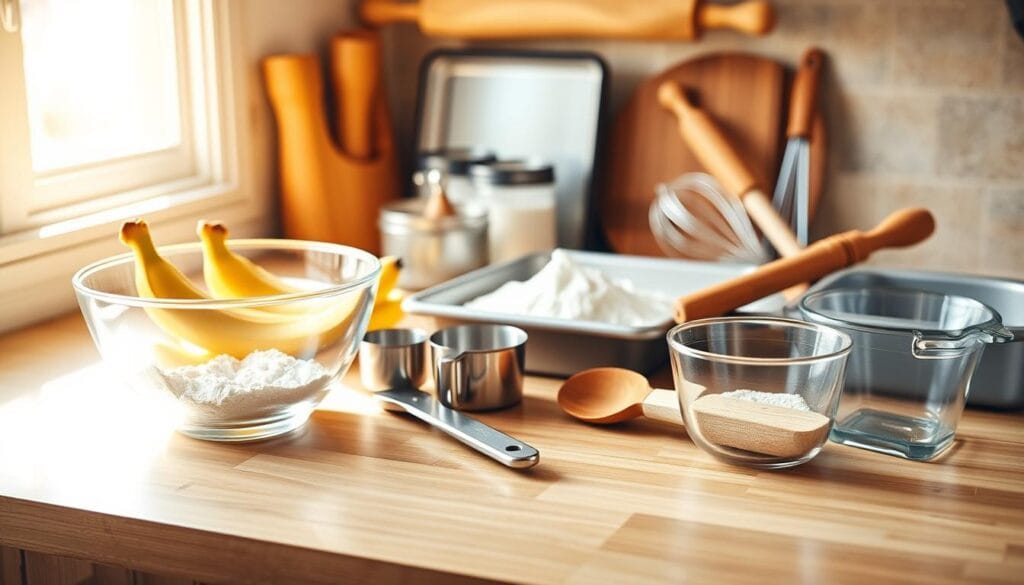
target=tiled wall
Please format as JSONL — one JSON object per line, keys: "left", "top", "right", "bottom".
{"left": 380, "top": 0, "right": 1023, "bottom": 278}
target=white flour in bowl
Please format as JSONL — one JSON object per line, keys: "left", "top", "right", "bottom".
{"left": 157, "top": 349, "right": 331, "bottom": 420}
{"left": 465, "top": 250, "right": 673, "bottom": 327}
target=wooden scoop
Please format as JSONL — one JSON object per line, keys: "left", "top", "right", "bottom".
{"left": 692, "top": 394, "right": 830, "bottom": 458}
{"left": 557, "top": 368, "right": 683, "bottom": 426}
{"left": 675, "top": 207, "right": 936, "bottom": 322}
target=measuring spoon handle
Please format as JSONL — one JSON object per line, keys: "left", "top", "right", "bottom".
{"left": 375, "top": 388, "right": 540, "bottom": 469}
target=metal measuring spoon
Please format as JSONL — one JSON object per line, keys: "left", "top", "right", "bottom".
{"left": 375, "top": 389, "right": 539, "bottom": 468}
{"left": 360, "top": 328, "right": 540, "bottom": 469}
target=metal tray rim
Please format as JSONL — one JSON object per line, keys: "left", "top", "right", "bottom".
{"left": 808, "top": 267, "right": 1024, "bottom": 336}
{"left": 403, "top": 252, "right": 674, "bottom": 341}
{"left": 403, "top": 249, "right": 782, "bottom": 341}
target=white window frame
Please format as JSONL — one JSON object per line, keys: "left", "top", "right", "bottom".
{"left": 0, "top": 0, "right": 271, "bottom": 333}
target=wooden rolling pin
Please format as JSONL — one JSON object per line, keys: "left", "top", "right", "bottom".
{"left": 674, "top": 208, "right": 936, "bottom": 323}
{"left": 330, "top": 29, "right": 380, "bottom": 160}
{"left": 658, "top": 80, "right": 802, "bottom": 259}
{"left": 360, "top": 0, "right": 774, "bottom": 40}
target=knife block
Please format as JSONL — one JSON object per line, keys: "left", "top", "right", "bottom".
{"left": 262, "top": 32, "right": 398, "bottom": 255}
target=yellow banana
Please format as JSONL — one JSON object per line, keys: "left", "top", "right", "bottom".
{"left": 201, "top": 220, "right": 396, "bottom": 320}
{"left": 121, "top": 220, "right": 368, "bottom": 359}
{"left": 368, "top": 256, "right": 404, "bottom": 328}
{"left": 377, "top": 256, "right": 402, "bottom": 299}
{"left": 152, "top": 339, "right": 214, "bottom": 368}
{"left": 367, "top": 292, "right": 405, "bottom": 331}
{"left": 198, "top": 220, "right": 303, "bottom": 299}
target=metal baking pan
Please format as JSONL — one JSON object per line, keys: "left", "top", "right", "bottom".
{"left": 414, "top": 49, "right": 608, "bottom": 249}
{"left": 802, "top": 268, "right": 1024, "bottom": 409}
{"left": 403, "top": 250, "right": 784, "bottom": 376}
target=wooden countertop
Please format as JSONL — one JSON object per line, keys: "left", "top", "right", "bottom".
{"left": 1, "top": 313, "right": 1023, "bottom": 584}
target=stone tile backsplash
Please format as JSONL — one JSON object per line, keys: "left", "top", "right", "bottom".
{"left": 382, "top": 0, "right": 1023, "bottom": 278}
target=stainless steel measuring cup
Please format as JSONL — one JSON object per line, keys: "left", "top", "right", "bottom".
{"left": 358, "top": 327, "right": 538, "bottom": 468}
{"left": 430, "top": 324, "right": 527, "bottom": 411}
{"left": 359, "top": 328, "right": 428, "bottom": 391}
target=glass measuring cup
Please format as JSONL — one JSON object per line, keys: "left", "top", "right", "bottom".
{"left": 800, "top": 288, "right": 1013, "bottom": 460}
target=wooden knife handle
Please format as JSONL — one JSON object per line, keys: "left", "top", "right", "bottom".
{"left": 786, "top": 47, "right": 825, "bottom": 139}
{"left": 674, "top": 208, "right": 936, "bottom": 323}
{"left": 657, "top": 81, "right": 802, "bottom": 258}
{"left": 696, "top": 0, "right": 775, "bottom": 37}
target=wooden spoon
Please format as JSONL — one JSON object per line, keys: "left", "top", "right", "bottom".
{"left": 557, "top": 368, "right": 683, "bottom": 426}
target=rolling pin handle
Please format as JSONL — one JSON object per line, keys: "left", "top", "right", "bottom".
{"left": 361, "top": 0, "right": 420, "bottom": 26}
{"left": 695, "top": 0, "right": 775, "bottom": 37}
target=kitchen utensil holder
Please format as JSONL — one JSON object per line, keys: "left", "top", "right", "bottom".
{"left": 263, "top": 29, "right": 399, "bottom": 255}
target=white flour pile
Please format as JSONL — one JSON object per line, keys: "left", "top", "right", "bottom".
{"left": 158, "top": 349, "right": 330, "bottom": 420}
{"left": 465, "top": 250, "right": 673, "bottom": 327}
{"left": 721, "top": 389, "right": 810, "bottom": 411}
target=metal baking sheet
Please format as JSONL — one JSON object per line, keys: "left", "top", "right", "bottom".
{"left": 403, "top": 250, "right": 785, "bottom": 376}
{"left": 414, "top": 49, "right": 607, "bottom": 249}
{"left": 803, "top": 268, "right": 1024, "bottom": 409}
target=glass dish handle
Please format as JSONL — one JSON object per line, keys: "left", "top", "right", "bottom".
{"left": 912, "top": 325, "right": 1014, "bottom": 360}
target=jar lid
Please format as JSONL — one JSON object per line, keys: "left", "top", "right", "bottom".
{"left": 416, "top": 147, "right": 496, "bottom": 176}
{"left": 470, "top": 160, "right": 555, "bottom": 185}
{"left": 379, "top": 198, "right": 487, "bottom": 233}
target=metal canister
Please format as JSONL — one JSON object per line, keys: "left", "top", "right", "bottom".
{"left": 379, "top": 198, "right": 488, "bottom": 290}
{"left": 415, "top": 147, "right": 496, "bottom": 203}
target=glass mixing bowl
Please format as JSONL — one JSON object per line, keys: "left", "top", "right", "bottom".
{"left": 73, "top": 239, "right": 380, "bottom": 442}
{"left": 668, "top": 317, "right": 852, "bottom": 469}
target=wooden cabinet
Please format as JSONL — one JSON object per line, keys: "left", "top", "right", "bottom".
{"left": 0, "top": 546, "right": 199, "bottom": 585}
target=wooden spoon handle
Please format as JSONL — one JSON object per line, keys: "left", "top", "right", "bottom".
{"left": 640, "top": 389, "right": 685, "bottom": 426}
{"left": 695, "top": 0, "right": 775, "bottom": 37}
{"left": 674, "top": 208, "right": 936, "bottom": 323}
{"left": 786, "top": 47, "right": 825, "bottom": 139}
{"left": 657, "top": 81, "right": 802, "bottom": 258}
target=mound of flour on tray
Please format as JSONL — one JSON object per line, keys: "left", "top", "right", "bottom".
{"left": 465, "top": 250, "right": 673, "bottom": 327}
{"left": 159, "top": 349, "right": 330, "bottom": 419}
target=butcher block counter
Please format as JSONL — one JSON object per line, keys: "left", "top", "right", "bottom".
{"left": 1, "top": 313, "right": 1022, "bottom": 584}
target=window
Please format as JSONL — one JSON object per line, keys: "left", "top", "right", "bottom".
{"left": 0, "top": 0, "right": 264, "bottom": 331}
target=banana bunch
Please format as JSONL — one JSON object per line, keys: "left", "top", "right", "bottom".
{"left": 120, "top": 220, "right": 368, "bottom": 361}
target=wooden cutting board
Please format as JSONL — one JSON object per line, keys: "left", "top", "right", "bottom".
{"left": 602, "top": 52, "right": 826, "bottom": 257}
